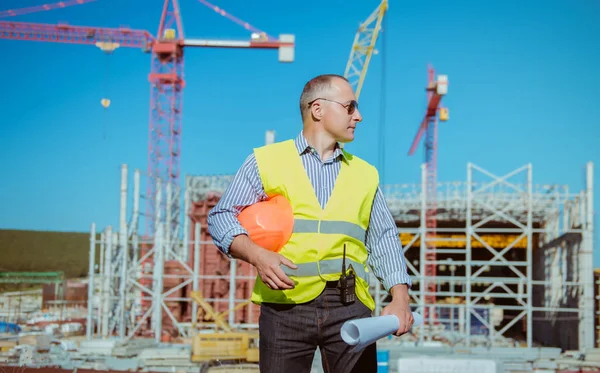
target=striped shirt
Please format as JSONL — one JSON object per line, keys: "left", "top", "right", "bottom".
{"left": 207, "top": 131, "right": 412, "bottom": 291}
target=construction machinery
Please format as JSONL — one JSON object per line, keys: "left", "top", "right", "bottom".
{"left": 344, "top": 0, "right": 388, "bottom": 100}
{"left": 190, "top": 290, "right": 259, "bottom": 369}
{"left": 343, "top": 0, "right": 389, "bottom": 184}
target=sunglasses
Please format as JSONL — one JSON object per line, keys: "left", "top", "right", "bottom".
{"left": 308, "top": 98, "right": 359, "bottom": 115}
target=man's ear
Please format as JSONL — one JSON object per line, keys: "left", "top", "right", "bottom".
{"left": 311, "top": 101, "right": 324, "bottom": 120}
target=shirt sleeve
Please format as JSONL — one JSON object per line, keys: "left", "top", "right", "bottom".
{"left": 365, "top": 186, "right": 413, "bottom": 291}
{"left": 207, "top": 153, "right": 267, "bottom": 257}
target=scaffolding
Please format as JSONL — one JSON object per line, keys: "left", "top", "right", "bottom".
{"left": 85, "top": 165, "right": 193, "bottom": 342}
{"left": 378, "top": 162, "right": 595, "bottom": 350}
{"left": 85, "top": 165, "right": 254, "bottom": 342}
{"left": 87, "top": 161, "right": 595, "bottom": 352}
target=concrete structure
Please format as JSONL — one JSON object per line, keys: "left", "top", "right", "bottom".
{"left": 86, "top": 161, "right": 595, "bottom": 352}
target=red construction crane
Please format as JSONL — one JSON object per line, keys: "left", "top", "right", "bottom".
{"left": 0, "top": 0, "right": 295, "bottom": 239}
{"left": 407, "top": 64, "right": 448, "bottom": 324}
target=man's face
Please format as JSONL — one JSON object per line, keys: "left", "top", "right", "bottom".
{"left": 317, "top": 78, "right": 363, "bottom": 143}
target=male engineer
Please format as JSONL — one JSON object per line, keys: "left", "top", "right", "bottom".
{"left": 207, "top": 74, "right": 413, "bottom": 373}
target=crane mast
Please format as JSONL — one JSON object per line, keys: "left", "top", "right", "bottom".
{"left": 408, "top": 64, "right": 448, "bottom": 324}
{"left": 344, "top": 0, "right": 388, "bottom": 100}
{"left": 147, "top": 0, "right": 185, "bottom": 243}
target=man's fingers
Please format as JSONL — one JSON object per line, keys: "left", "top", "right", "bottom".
{"left": 268, "top": 275, "right": 287, "bottom": 290}
{"left": 272, "top": 265, "right": 295, "bottom": 288}
{"left": 266, "top": 269, "right": 293, "bottom": 290}
{"left": 394, "top": 312, "right": 413, "bottom": 335}
{"left": 264, "top": 278, "right": 275, "bottom": 289}
{"left": 279, "top": 256, "right": 298, "bottom": 270}
{"left": 403, "top": 314, "right": 414, "bottom": 333}
{"left": 402, "top": 317, "right": 410, "bottom": 333}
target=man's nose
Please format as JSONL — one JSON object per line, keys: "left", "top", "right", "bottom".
{"left": 353, "top": 108, "right": 363, "bottom": 122}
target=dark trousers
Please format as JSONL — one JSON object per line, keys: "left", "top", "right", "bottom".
{"left": 258, "top": 284, "right": 377, "bottom": 373}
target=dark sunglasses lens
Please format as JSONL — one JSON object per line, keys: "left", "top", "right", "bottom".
{"left": 348, "top": 101, "right": 357, "bottom": 114}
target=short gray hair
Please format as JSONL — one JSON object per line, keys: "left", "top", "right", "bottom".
{"left": 299, "top": 74, "right": 348, "bottom": 121}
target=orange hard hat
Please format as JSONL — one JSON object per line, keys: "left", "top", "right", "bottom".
{"left": 237, "top": 195, "right": 294, "bottom": 252}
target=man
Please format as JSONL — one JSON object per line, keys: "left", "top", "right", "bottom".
{"left": 207, "top": 74, "right": 413, "bottom": 373}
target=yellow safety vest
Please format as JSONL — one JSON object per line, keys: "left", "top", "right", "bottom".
{"left": 250, "top": 139, "right": 379, "bottom": 310}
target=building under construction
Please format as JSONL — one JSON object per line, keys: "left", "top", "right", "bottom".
{"left": 85, "top": 159, "right": 596, "bottom": 355}
{"left": 186, "top": 161, "right": 596, "bottom": 351}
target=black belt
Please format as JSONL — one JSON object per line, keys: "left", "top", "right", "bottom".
{"left": 325, "top": 280, "right": 339, "bottom": 288}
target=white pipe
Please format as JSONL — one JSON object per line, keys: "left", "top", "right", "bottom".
{"left": 97, "top": 232, "right": 104, "bottom": 332}
{"left": 86, "top": 222, "right": 96, "bottom": 340}
{"left": 132, "top": 169, "right": 141, "bottom": 324}
{"left": 152, "top": 179, "right": 163, "bottom": 342}
{"left": 419, "top": 162, "right": 426, "bottom": 344}
{"left": 102, "top": 226, "right": 113, "bottom": 337}
{"left": 153, "top": 223, "right": 164, "bottom": 343}
{"left": 183, "top": 181, "right": 190, "bottom": 263}
{"left": 119, "top": 164, "right": 128, "bottom": 338}
{"left": 582, "top": 162, "right": 595, "bottom": 350}
{"left": 192, "top": 222, "right": 200, "bottom": 334}
{"left": 229, "top": 259, "right": 237, "bottom": 326}
{"left": 129, "top": 169, "right": 140, "bottom": 238}
{"left": 166, "top": 182, "right": 172, "bottom": 260}
{"left": 466, "top": 163, "right": 473, "bottom": 347}
{"left": 526, "top": 163, "right": 533, "bottom": 348}
{"left": 265, "top": 130, "right": 275, "bottom": 145}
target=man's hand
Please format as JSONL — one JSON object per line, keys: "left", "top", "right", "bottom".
{"left": 229, "top": 234, "right": 298, "bottom": 290}
{"left": 252, "top": 249, "right": 298, "bottom": 290}
{"left": 381, "top": 284, "right": 414, "bottom": 336}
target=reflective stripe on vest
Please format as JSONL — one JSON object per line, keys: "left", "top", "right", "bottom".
{"left": 280, "top": 258, "right": 368, "bottom": 283}
{"left": 292, "top": 218, "right": 366, "bottom": 244}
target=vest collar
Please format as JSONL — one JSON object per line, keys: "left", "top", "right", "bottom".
{"left": 294, "top": 131, "right": 348, "bottom": 162}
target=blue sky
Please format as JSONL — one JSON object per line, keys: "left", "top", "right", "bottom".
{"left": 0, "top": 0, "right": 598, "bottom": 266}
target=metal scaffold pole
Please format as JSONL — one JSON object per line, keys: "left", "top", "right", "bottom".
{"left": 582, "top": 162, "right": 595, "bottom": 350}
{"left": 87, "top": 222, "right": 96, "bottom": 340}
{"left": 526, "top": 163, "right": 533, "bottom": 348}
{"left": 119, "top": 165, "right": 129, "bottom": 338}
{"left": 419, "top": 163, "right": 427, "bottom": 343}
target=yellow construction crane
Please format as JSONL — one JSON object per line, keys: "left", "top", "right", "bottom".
{"left": 343, "top": 0, "right": 389, "bottom": 100}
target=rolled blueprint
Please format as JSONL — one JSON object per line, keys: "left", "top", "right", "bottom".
{"left": 340, "top": 312, "right": 423, "bottom": 352}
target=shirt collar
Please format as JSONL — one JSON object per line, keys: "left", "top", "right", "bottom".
{"left": 294, "top": 131, "right": 347, "bottom": 161}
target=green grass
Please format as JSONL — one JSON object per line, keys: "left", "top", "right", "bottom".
{"left": 0, "top": 229, "right": 98, "bottom": 279}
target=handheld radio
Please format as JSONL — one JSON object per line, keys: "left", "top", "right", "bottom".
{"left": 340, "top": 243, "right": 356, "bottom": 305}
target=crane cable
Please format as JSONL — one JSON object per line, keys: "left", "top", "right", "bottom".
{"left": 0, "top": 0, "right": 99, "bottom": 19}
{"left": 196, "top": 0, "right": 275, "bottom": 40}
{"left": 378, "top": 14, "right": 387, "bottom": 186}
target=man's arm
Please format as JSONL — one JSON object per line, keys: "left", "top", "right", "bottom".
{"left": 207, "top": 153, "right": 267, "bottom": 257}
{"left": 366, "top": 185, "right": 414, "bottom": 334}
{"left": 365, "top": 186, "right": 412, "bottom": 293}
{"left": 207, "top": 153, "right": 297, "bottom": 289}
